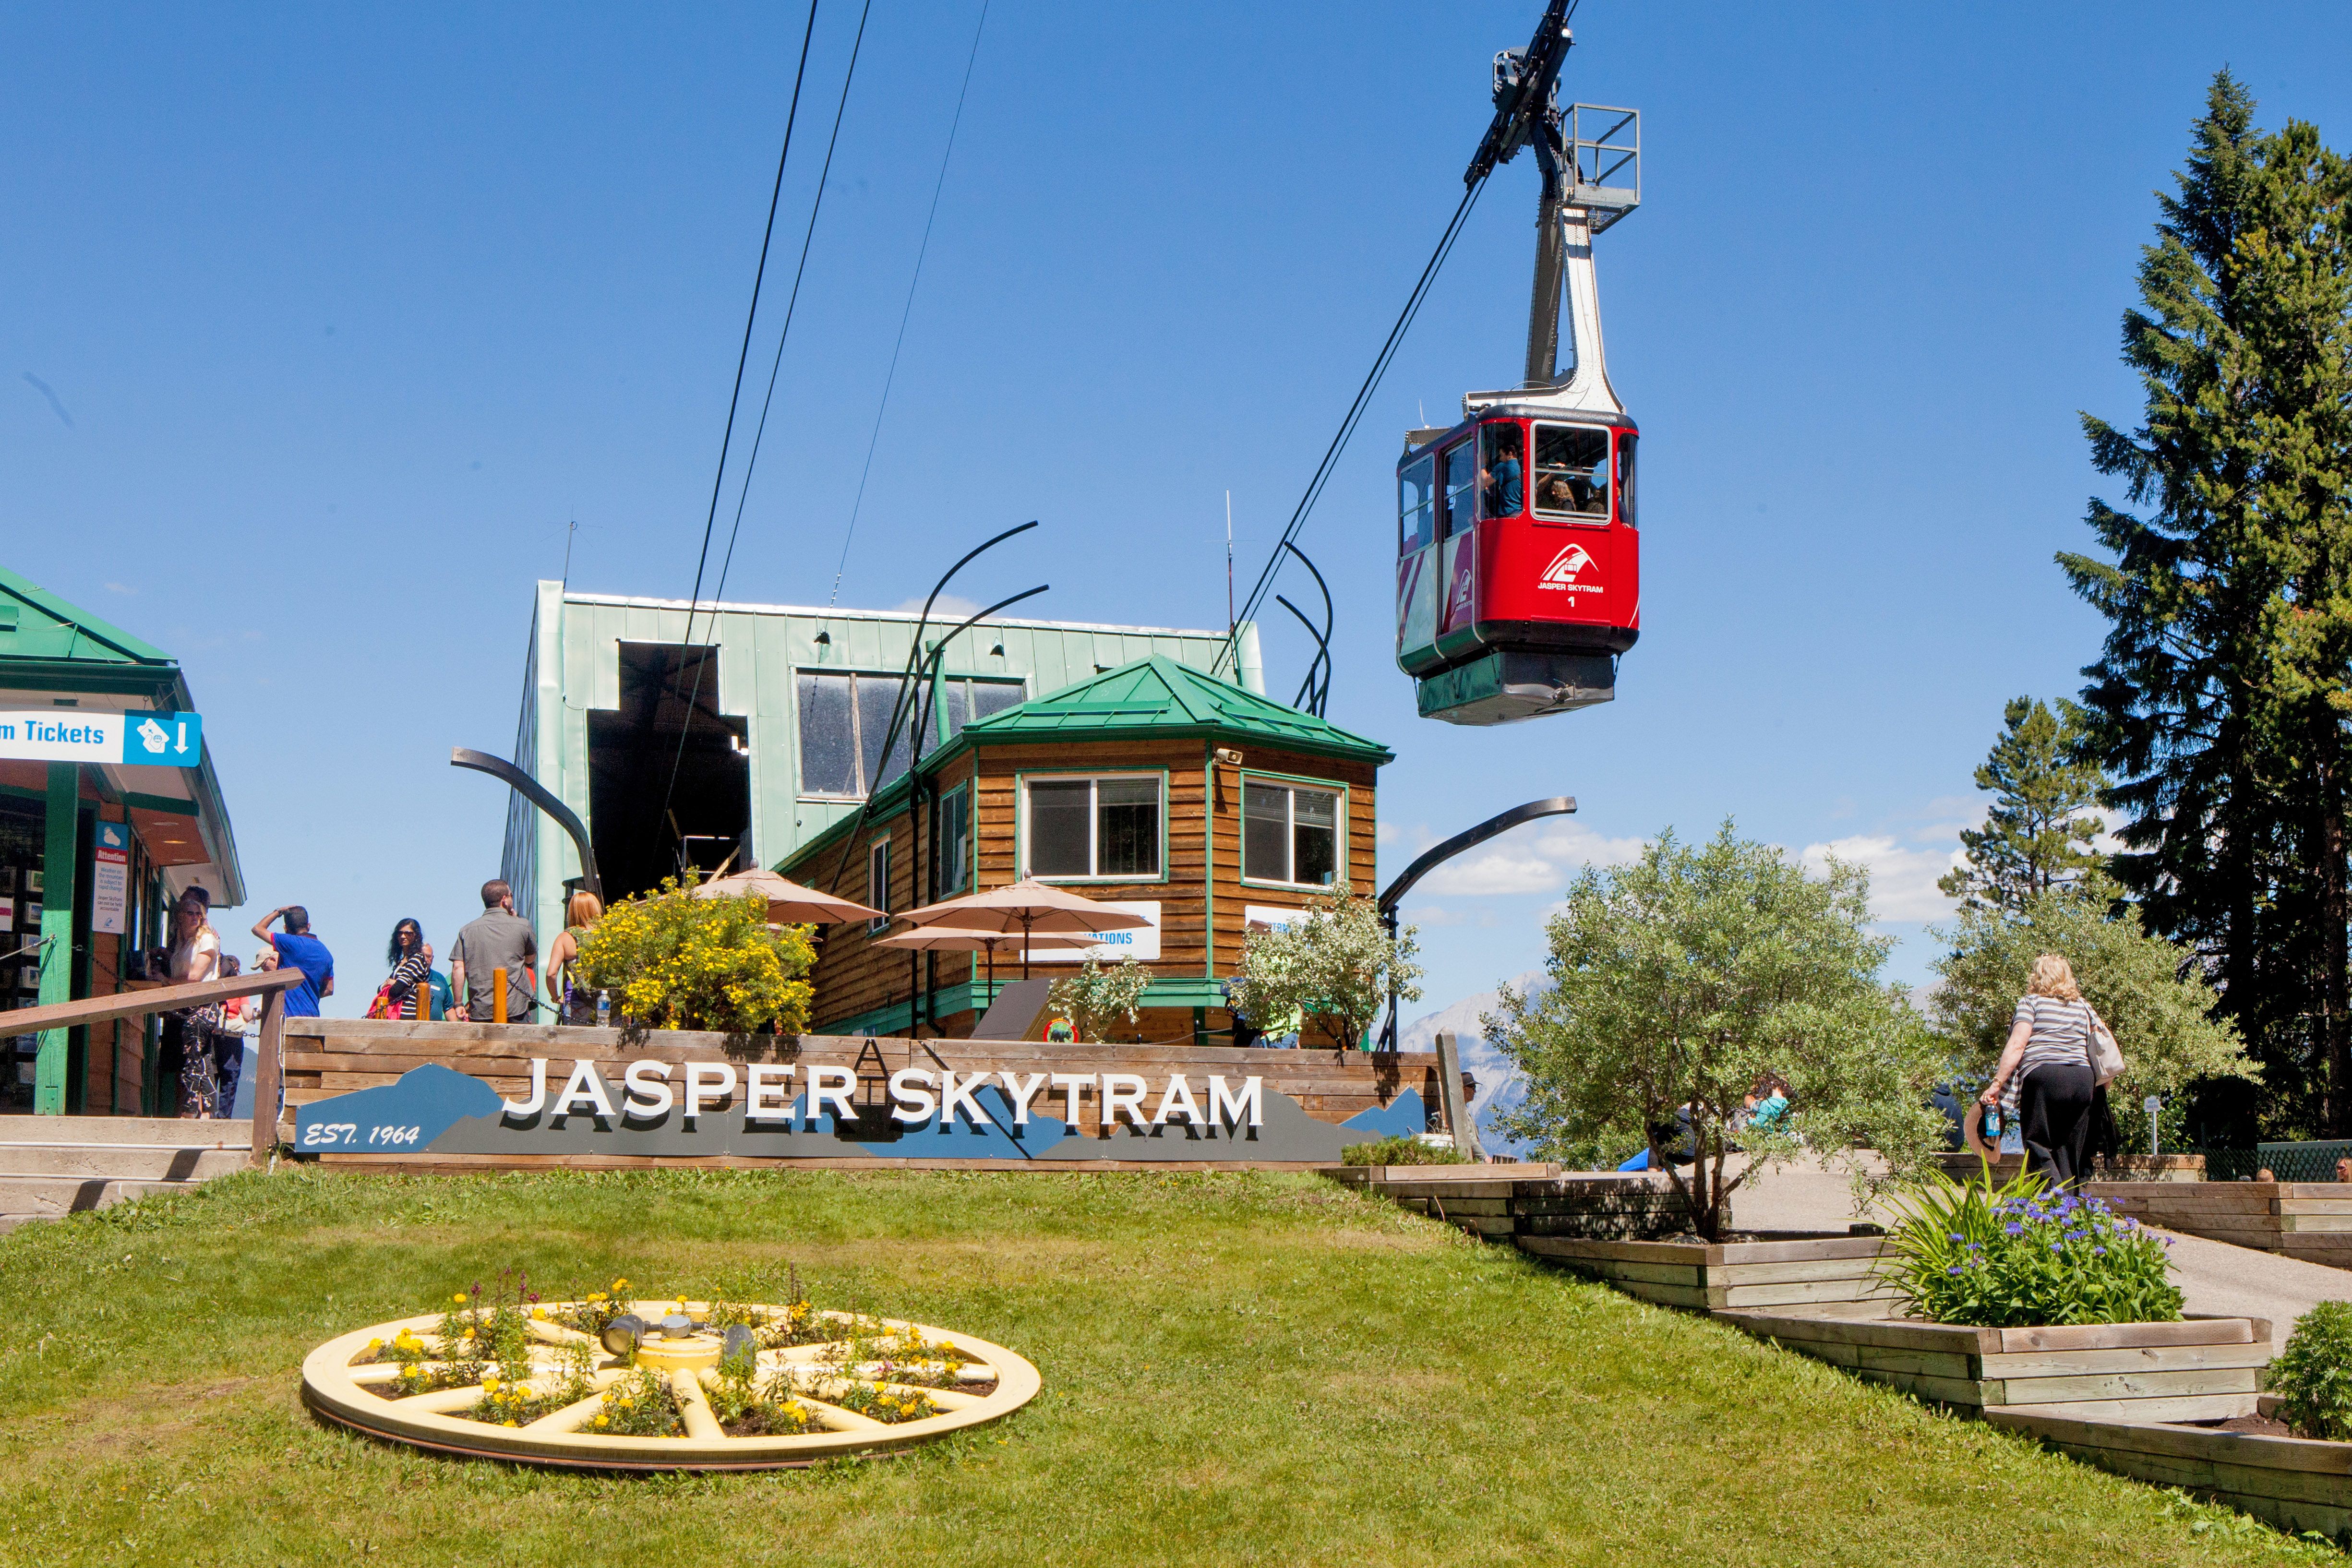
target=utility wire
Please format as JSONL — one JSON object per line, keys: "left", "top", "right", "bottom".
{"left": 827, "top": 0, "right": 993, "bottom": 607}
{"left": 653, "top": 0, "right": 879, "bottom": 839}
{"left": 1213, "top": 165, "right": 1491, "bottom": 677}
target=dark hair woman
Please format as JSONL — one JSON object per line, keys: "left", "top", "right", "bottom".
{"left": 366, "top": 918, "right": 432, "bottom": 1020}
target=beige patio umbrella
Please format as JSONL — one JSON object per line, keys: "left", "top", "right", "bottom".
{"left": 692, "top": 868, "right": 885, "bottom": 925}
{"left": 873, "top": 925, "right": 1096, "bottom": 998}
{"left": 896, "top": 878, "right": 1152, "bottom": 978}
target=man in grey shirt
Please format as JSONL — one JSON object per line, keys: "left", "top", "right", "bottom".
{"left": 449, "top": 879, "right": 540, "bottom": 1022}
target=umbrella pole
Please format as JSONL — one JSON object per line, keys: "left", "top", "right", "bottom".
{"left": 1021, "top": 913, "right": 1033, "bottom": 981}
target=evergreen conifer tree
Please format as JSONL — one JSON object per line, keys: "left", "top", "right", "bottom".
{"left": 1937, "top": 697, "right": 2106, "bottom": 914}
{"left": 2059, "top": 72, "right": 2352, "bottom": 1133}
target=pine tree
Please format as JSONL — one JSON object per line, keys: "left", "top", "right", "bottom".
{"left": 1937, "top": 697, "right": 2106, "bottom": 914}
{"left": 2058, "top": 72, "right": 2352, "bottom": 1135}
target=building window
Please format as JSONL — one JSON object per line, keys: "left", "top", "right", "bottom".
{"left": 796, "top": 671, "right": 1025, "bottom": 799}
{"left": 1025, "top": 776, "right": 1161, "bottom": 880}
{"left": 867, "top": 837, "right": 891, "bottom": 933}
{"left": 933, "top": 786, "right": 971, "bottom": 896}
{"left": 1243, "top": 779, "right": 1340, "bottom": 887}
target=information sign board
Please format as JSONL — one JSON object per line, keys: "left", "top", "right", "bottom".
{"left": 0, "top": 710, "right": 204, "bottom": 766}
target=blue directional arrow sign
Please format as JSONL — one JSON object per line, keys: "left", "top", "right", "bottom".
{"left": 0, "top": 710, "right": 204, "bottom": 767}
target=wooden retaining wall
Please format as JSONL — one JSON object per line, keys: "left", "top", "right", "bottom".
{"left": 1518, "top": 1234, "right": 1900, "bottom": 1315}
{"left": 1984, "top": 1408, "right": 2352, "bottom": 1539}
{"left": 1725, "top": 1312, "right": 2270, "bottom": 1423}
{"left": 279, "top": 1018, "right": 1444, "bottom": 1171}
{"left": 1321, "top": 1167, "right": 1694, "bottom": 1242}
{"left": 2086, "top": 1181, "right": 2352, "bottom": 1267}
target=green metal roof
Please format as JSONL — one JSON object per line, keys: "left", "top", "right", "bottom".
{"left": 0, "top": 566, "right": 180, "bottom": 696}
{"left": 776, "top": 657, "right": 1389, "bottom": 880}
{"left": 957, "top": 655, "right": 1392, "bottom": 762}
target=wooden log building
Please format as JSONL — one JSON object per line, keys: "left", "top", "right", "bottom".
{"left": 777, "top": 656, "right": 1392, "bottom": 1044}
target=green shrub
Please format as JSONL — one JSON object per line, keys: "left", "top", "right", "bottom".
{"left": 1878, "top": 1171, "right": 2182, "bottom": 1327}
{"left": 2271, "top": 1301, "right": 2352, "bottom": 1441}
{"left": 1341, "top": 1136, "right": 1469, "bottom": 1167}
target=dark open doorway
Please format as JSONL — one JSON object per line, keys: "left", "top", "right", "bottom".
{"left": 587, "top": 643, "right": 752, "bottom": 903}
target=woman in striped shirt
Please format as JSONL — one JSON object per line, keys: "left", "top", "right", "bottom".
{"left": 1978, "top": 954, "right": 2106, "bottom": 1189}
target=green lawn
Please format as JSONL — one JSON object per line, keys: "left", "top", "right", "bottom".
{"left": 0, "top": 1168, "right": 2331, "bottom": 1567}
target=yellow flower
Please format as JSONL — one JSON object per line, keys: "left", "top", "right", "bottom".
{"left": 366, "top": 1338, "right": 384, "bottom": 1352}
{"left": 588, "top": 1291, "right": 605, "bottom": 1303}
{"left": 481, "top": 1375, "right": 500, "bottom": 1391}
{"left": 531, "top": 1306, "right": 547, "bottom": 1320}
{"left": 453, "top": 1293, "right": 468, "bottom": 1304}
{"left": 614, "top": 1278, "right": 629, "bottom": 1290}
{"left": 515, "top": 1384, "right": 533, "bottom": 1397}
{"left": 504, "top": 1419, "right": 519, "bottom": 1428}
{"left": 594, "top": 1414, "right": 609, "bottom": 1427}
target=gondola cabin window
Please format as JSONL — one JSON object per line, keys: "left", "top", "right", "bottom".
{"left": 1242, "top": 779, "right": 1340, "bottom": 888}
{"left": 1479, "top": 422, "right": 1525, "bottom": 519}
{"left": 1440, "top": 443, "right": 1476, "bottom": 539}
{"left": 1532, "top": 424, "right": 1612, "bottom": 521}
{"left": 1399, "top": 457, "right": 1435, "bottom": 554}
{"left": 1024, "top": 775, "right": 1162, "bottom": 881}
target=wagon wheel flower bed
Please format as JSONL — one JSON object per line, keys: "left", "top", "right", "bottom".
{"left": 301, "top": 1272, "right": 1037, "bottom": 1471}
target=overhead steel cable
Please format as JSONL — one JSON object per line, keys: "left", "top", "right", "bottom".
{"left": 674, "top": 0, "right": 824, "bottom": 662}
{"left": 827, "top": 0, "right": 993, "bottom": 607}
{"left": 1212, "top": 175, "right": 1489, "bottom": 679}
{"left": 654, "top": 0, "right": 879, "bottom": 840}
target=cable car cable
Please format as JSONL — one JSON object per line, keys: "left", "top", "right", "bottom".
{"left": 674, "top": 0, "right": 824, "bottom": 663}
{"left": 1211, "top": 176, "right": 1488, "bottom": 679}
{"left": 653, "top": 0, "right": 874, "bottom": 842}
{"left": 826, "top": 0, "right": 993, "bottom": 609}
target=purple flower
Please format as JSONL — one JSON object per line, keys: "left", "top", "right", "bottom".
{"left": 1947, "top": 1265, "right": 1963, "bottom": 1276}
{"left": 2093, "top": 1247, "right": 2106, "bottom": 1256}
{"left": 2004, "top": 1222, "right": 2024, "bottom": 1236}
{"left": 1948, "top": 1233, "right": 1965, "bottom": 1244}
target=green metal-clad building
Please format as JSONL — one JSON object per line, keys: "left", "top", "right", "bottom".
{"left": 499, "top": 581, "right": 1263, "bottom": 948}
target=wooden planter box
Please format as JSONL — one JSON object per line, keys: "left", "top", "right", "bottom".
{"left": 1725, "top": 1312, "right": 2270, "bottom": 1423}
{"left": 2086, "top": 1180, "right": 2352, "bottom": 1266}
{"left": 1985, "top": 1406, "right": 2352, "bottom": 1539}
{"left": 1325, "top": 1169, "right": 1693, "bottom": 1242}
{"left": 1516, "top": 1233, "right": 1898, "bottom": 1315}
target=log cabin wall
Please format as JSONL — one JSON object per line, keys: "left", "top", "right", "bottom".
{"left": 780, "top": 656, "right": 1392, "bottom": 1044}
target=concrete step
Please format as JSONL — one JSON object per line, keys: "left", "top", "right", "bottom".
{"left": 0, "top": 1115, "right": 252, "bottom": 1147}
{"left": 0, "top": 1173, "right": 195, "bottom": 1222}
{"left": 0, "top": 1144, "right": 248, "bottom": 1180}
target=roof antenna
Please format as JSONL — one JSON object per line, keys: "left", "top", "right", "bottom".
{"left": 1224, "top": 491, "right": 1235, "bottom": 636}
{"left": 560, "top": 519, "right": 577, "bottom": 593}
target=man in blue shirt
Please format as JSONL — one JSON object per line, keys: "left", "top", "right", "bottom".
{"left": 251, "top": 904, "right": 335, "bottom": 1016}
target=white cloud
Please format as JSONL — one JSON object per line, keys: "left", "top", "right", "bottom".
{"left": 890, "top": 593, "right": 980, "bottom": 618}
{"left": 1399, "top": 902, "right": 1467, "bottom": 927}
{"left": 1375, "top": 821, "right": 1400, "bottom": 847}
{"left": 1799, "top": 834, "right": 1964, "bottom": 923}
{"left": 103, "top": 581, "right": 136, "bottom": 596}
{"left": 1412, "top": 819, "right": 1648, "bottom": 897}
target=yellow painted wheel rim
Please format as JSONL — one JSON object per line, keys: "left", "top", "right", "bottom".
{"left": 300, "top": 1304, "right": 1041, "bottom": 1471}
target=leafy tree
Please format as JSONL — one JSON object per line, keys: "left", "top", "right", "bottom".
{"left": 2059, "top": 72, "right": 2352, "bottom": 1134}
{"left": 1229, "top": 886, "right": 1422, "bottom": 1053}
{"left": 1931, "top": 876, "right": 2255, "bottom": 1153}
{"left": 1936, "top": 697, "right": 2107, "bottom": 913}
{"left": 1045, "top": 957, "right": 1152, "bottom": 1043}
{"left": 1486, "top": 824, "right": 1945, "bottom": 1242}
{"left": 574, "top": 880, "right": 815, "bottom": 1035}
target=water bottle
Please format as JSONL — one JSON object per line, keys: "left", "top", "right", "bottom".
{"left": 1982, "top": 1105, "right": 2002, "bottom": 1140}
{"left": 596, "top": 990, "right": 611, "bottom": 1029}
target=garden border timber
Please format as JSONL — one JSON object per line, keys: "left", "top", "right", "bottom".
{"left": 1322, "top": 1167, "right": 1697, "bottom": 1242}
{"left": 2085, "top": 1181, "right": 2352, "bottom": 1267}
{"left": 1982, "top": 1407, "right": 2352, "bottom": 1539}
{"left": 1515, "top": 1232, "right": 1901, "bottom": 1314}
{"left": 1721, "top": 1311, "right": 2270, "bottom": 1422}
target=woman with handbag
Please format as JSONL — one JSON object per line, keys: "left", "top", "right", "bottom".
{"left": 160, "top": 886, "right": 224, "bottom": 1117}
{"left": 1979, "top": 954, "right": 2120, "bottom": 1191}
{"left": 367, "top": 919, "right": 433, "bottom": 1019}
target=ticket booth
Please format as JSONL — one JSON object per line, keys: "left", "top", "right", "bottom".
{"left": 0, "top": 568, "right": 243, "bottom": 1114}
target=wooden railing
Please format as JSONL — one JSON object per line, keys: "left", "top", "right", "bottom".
{"left": 8, "top": 968, "right": 308, "bottom": 1166}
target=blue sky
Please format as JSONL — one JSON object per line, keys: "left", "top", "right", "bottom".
{"left": 7, "top": 1, "right": 2352, "bottom": 1018}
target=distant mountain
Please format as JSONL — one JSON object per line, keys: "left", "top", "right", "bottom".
{"left": 1399, "top": 971, "right": 1547, "bottom": 1158}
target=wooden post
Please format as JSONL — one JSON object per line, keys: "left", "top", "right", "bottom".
{"left": 250, "top": 988, "right": 285, "bottom": 1168}
{"left": 1435, "top": 1031, "right": 1481, "bottom": 1161}
{"left": 492, "top": 966, "right": 508, "bottom": 1024}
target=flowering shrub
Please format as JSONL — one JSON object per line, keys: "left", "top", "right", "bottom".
{"left": 551, "top": 1277, "right": 635, "bottom": 1338}
{"left": 2270, "top": 1301, "right": 2352, "bottom": 1441}
{"left": 1229, "top": 885, "right": 1422, "bottom": 1052}
{"left": 574, "top": 878, "right": 816, "bottom": 1034}
{"left": 595, "top": 1368, "right": 684, "bottom": 1436}
{"left": 1879, "top": 1171, "right": 2183, "bottom": 1327}
{"left": 463, "top": 1342, "right": 595, "bottom": 1428}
